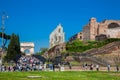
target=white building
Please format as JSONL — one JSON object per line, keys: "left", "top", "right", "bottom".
{"left": 49, "top": 24, "right": 65, "bottom": 48}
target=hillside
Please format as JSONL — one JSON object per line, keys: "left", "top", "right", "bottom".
{"left": 66, "top": 41, "right": 120, "bottom": 66}
{"left": 46, "top": 39, "right": 120, "bottom": 66}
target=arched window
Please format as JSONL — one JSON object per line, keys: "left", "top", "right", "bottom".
{"left": 59, "top": 36, "right": 61, "bottom": 42}
{"left": 55, "top": 35, "right": 57, "bottom": 41}
{"left": 108, "top": 23, "right": 120, "bottom": 28}
{"left": 80, "top": 36, "right": 82, "bottom": 39}
{"left": 58, "top": 28, "right": 61, "bottom": 33}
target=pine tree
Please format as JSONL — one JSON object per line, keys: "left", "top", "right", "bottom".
{"left": 5, "top": 33, "right": 21, "bottom": 62}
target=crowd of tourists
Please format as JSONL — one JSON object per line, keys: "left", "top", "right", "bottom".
{"left": 0, "top": 56, "right": 119, "bottom": 72}
{"left": 0, "top": 55, "right": 67, "bottom": 72}
{"left": 82, "top": 63, "right": 99, "bottom": 71}
{"left": 0, "top": 56, "right": 47, "bottom": 72}
{"left": 82, "top": 63, "right": 119, "bottom": 72}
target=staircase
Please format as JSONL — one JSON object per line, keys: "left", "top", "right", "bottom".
{"left": 82, "top": 41, "right": 120, "bottom": 55}
{"left": 74, "top": 41, "right": 120, "bottom": 66}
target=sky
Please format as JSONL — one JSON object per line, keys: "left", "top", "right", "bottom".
{"left": 0, "top": 0, "right": 120, "bottom": 52}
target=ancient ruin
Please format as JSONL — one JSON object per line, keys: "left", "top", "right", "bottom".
{"left": 49, "top": 24, "right": 65, "bottom": 48}
{"left": 20, "top": 42, "right": 34, "bottom": 55}
{"left": 70, "top": 18, "right": 120, "bottom": 41}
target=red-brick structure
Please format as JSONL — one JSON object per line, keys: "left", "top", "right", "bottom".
{"left": 70, "top": 18, "right": 120, "bottom": 41}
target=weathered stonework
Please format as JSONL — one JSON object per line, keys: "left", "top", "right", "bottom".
{"left": 49, "top": 24, "right": 65, "bottom": 48}
{"left": 43, "top": 43, "right": 66, "bottom": 58}
{"left": 85, "top": 18, "right": 120, "bottom": 40}
{"left": 20, "top": 42, "right": 34, "bottom": 55}
{"left": 69, "top": 18, "right": 120, "bottom": 41}
{"left": 69, "top": 32, "right": 83, "bottom": 42}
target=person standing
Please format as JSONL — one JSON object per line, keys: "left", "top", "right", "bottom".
{"left": 116, "top": 65, "right": 119, "bottom": 72}
{"left": 58, "top": 63, "right": 61, "bottom": 71}
{"left": 107, "top": 64, "right": 110, "bottom": 72}
{"left": 53, "top": 64, "right": 55, "bottom": 71}
{"left": 96, "top": 64, "right": 99, "bottom": 71}
{"left": 69, "top": 62, "right": 72, "bottom": 70}
{"left": 44, "top": 63, "right": 46, "bottom": 71}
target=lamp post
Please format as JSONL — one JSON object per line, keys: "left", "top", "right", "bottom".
{"left": 0, "top": 12, "right": 8, "bottom": 65}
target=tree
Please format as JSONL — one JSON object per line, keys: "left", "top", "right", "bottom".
{"left": 5, "top": 33, "right": 21, "bottom": 62}
{"left": 0, "top": 32, "right": 11, "bottom": 48}
{"left": 36, "top": 48, "right": 48, "bottom": 55}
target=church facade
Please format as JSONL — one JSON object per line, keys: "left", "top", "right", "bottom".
{"left": 70, "top": 18, "right": 120, "bottom": 41}
{"left": 49, "top": 24, "right": 65, "bottom": 48}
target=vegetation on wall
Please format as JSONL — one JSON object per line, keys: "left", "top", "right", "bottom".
{"left": 36, "top": 48, "right": 48, "bottom": 55}
{"left": 66, "top": 38, "right": 120, "bottom": 53}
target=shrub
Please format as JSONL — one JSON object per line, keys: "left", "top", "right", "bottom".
{"left": 66, "top": 38, "right": 120, "bottom": 53}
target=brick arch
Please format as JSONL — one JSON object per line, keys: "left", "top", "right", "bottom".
{"left": 108, "top": 23, "right": 120, "bottom": 29}
{"left": 107, "top": 22, "right": 120, "bottom": 38}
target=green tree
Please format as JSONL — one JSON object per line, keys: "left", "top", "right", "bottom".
{"left": 36, "top": 48, "right": 48, "bottom": 55}
{"left": 0, "top": 32, "right": 11, "bottom": 48}
{"left": 5, "top": 33, "right": 21, "bottom": 62}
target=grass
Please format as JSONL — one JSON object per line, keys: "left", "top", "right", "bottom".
{"left": 0, "top": 71, "right": 120, "bottom": 80}
{"left": 70, "top": 61, "right": 80, "bottom": 66}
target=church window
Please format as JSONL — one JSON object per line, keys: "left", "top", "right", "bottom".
{"left": 58, "top": 28, "right": 61, "bottom": 33}
{"left": 55, "top": 36, "right": 57, "bottom": 41}
{"left": 58, "top": 36, "right": 61, "bottom": 42}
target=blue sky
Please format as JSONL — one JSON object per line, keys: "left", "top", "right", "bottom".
{"left": 0, "top": 0, "right": 120, "bottom": 52}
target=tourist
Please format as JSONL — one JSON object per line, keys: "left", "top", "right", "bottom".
{"left": 58, "top": 63, "right": 61, "bottom": 71}
{"left": 44, "top": 63, "right": 47, "bottom": 71}
{"left": 107, "top": 64, "right": 110, "bottom": 72}
{"left": 53, "top": 64, "right": 55, "bottom": 71}
{"left": 61, "top": 64, "right": 65, "bottom": 71}
{"left": 85, "top": 63, "right": 88, "bottom": 70}
{"left": 69, "top": 62, "right": 72, "bottom": 70}
{"left": 90, "top": 64, "right": 94, "bottom": 71}
{"left": 116, "top": 65, "right": 119, "bottom": 72}
{"left": 96, "top": 64, "right": 99, "bottom": 71}
{"left": 39, "top": 64, "right": 42, "bottom": 71}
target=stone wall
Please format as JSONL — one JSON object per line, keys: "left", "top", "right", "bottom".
{"left": 69, "top": 32, "right": 83, "bottom": 42}
{"left": 49, "top": 24, "right": 65, "bottom": 48}
{"left": 20, "top": 42, "right": 34, "bottom": 55}
{"left": 82, "top": 18, "right": 120, "bottom": 41}
{"left": 83, "top": 25, "right": 90, "bottom": 40}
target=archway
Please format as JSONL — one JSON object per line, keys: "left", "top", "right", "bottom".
{"left": 107, "top": 23, "right": 120, "bottom": 38}
{"left": 24, "top": 49, "right": 30, "bottom": 54}
{"left": 108, "top": 23, "right": 120, "bottom": 28}
{"left": 20, "top": 42, "right": 34, "bottom": 55}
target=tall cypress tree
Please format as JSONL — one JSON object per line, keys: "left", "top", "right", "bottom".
{"left": 5, "top": 33, "right": 21, "bottom": 62}
{"left": 16, "top": 35, "right": 21, "bottom": 54}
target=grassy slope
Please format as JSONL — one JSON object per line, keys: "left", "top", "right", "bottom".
{"left": 66, "top": 38, "right": 120, "bottom": 53}
{"left": 0, "top": 71, "right": 120, "bottom": 80}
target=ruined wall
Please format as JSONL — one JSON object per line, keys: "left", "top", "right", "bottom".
{"left": 82, "top": 18, "right": 120, "bottom": 41}
{"left": 83, "top": 25, "right": 90, "bottom": 40}
{"left": 49, "top": 24, "right": 65, "bottom": 48}
{"left": 89, "top": 18, "right": 99, "bottom": 40}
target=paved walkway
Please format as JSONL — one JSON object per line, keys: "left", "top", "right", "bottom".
{"left": 63, "top": 66, "right": 118, "bottom": 71}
